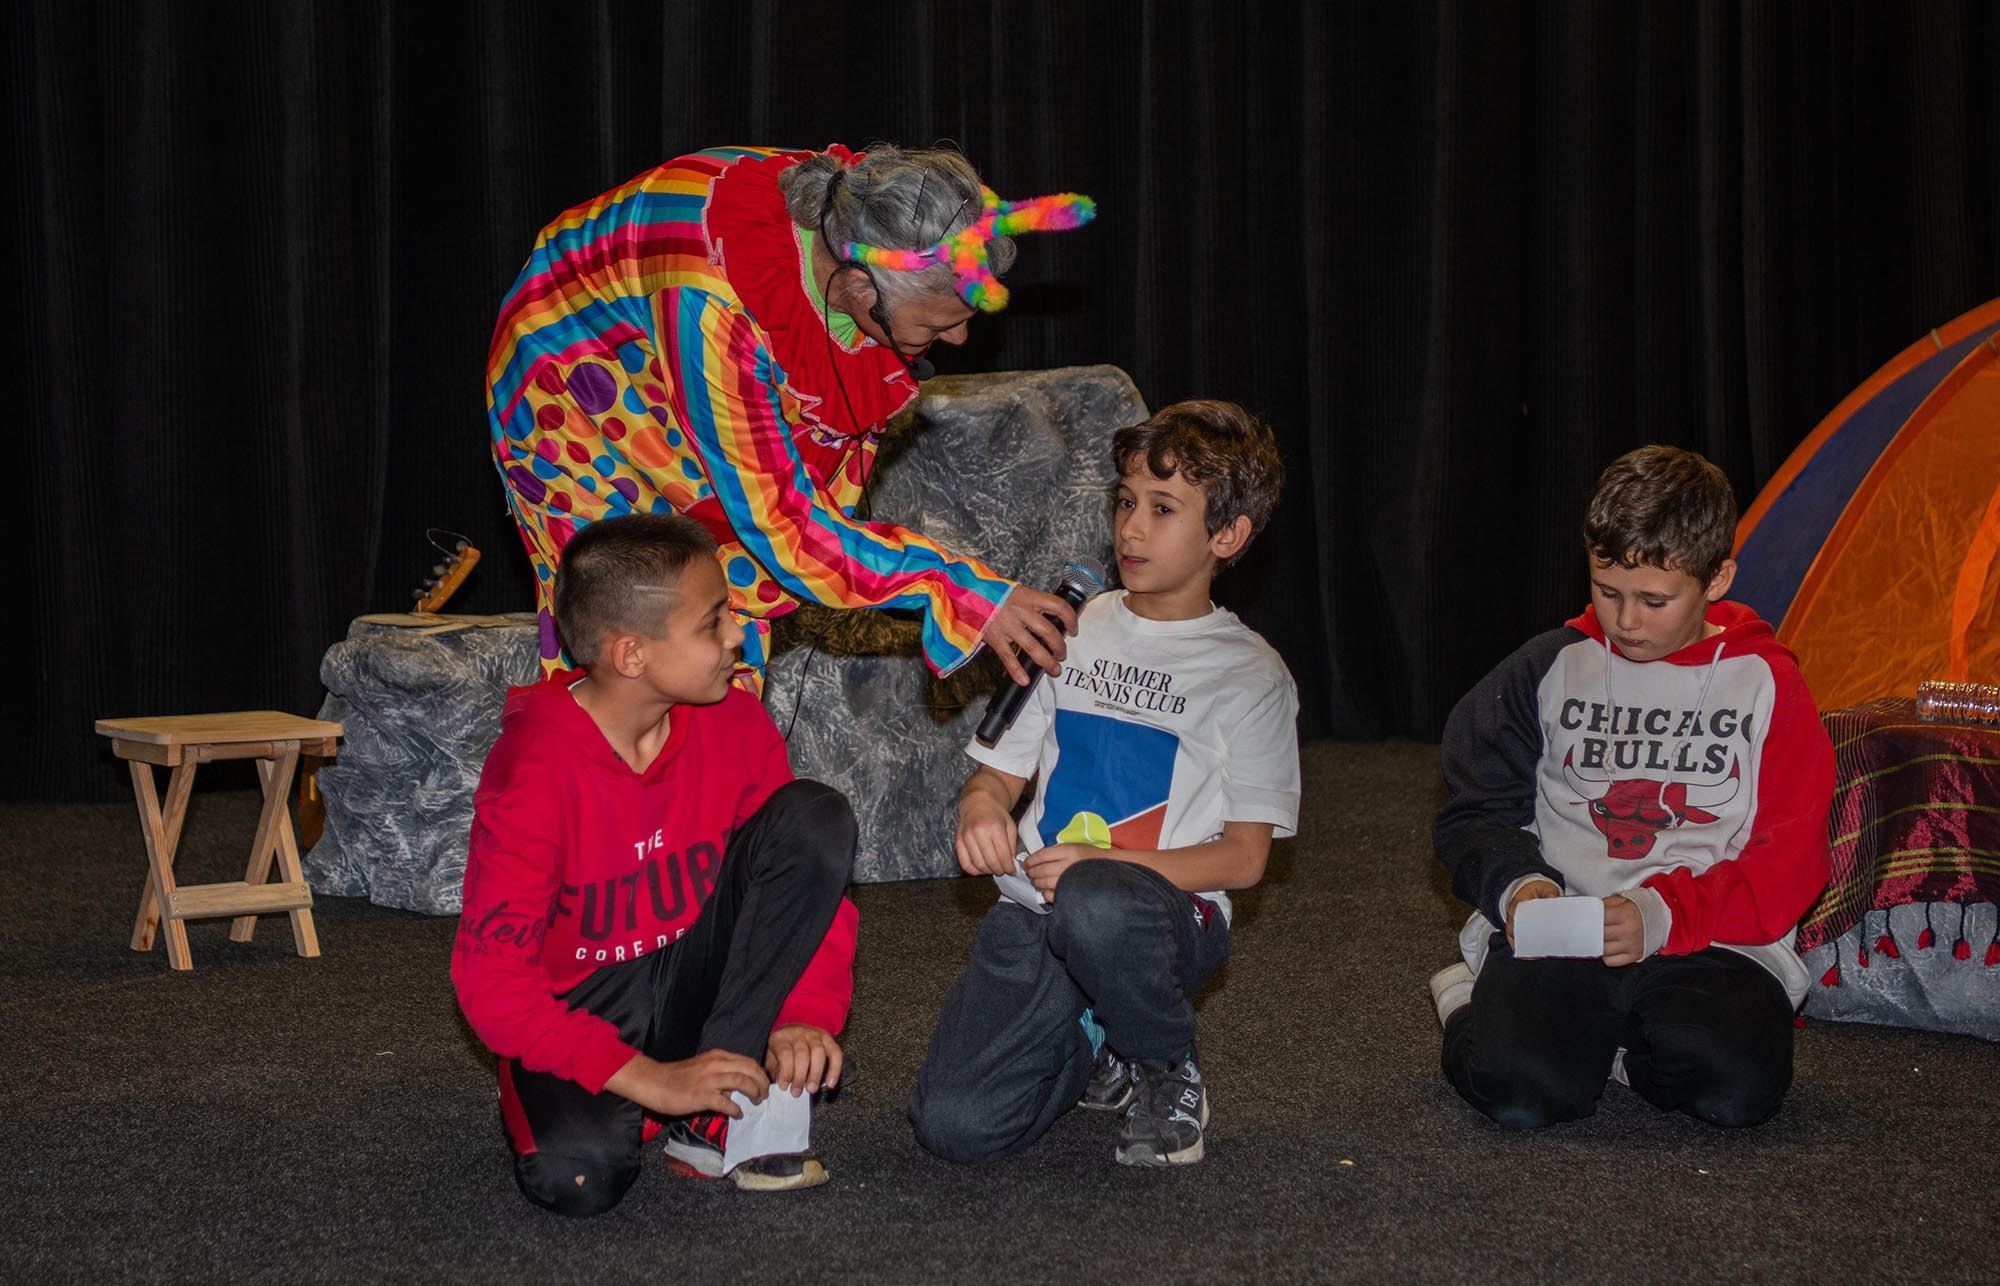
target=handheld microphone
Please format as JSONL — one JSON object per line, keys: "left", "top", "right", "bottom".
{"left": 975, "top": 561, "right": 1104, "bottom": 747}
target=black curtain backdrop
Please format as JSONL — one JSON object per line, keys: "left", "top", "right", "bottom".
{"left": 14, "top": 1, "right": 1997, "bottom": 800}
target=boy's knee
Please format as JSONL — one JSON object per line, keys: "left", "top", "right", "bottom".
{"left": 512, "top": 1152, "right": 639, "bottom": 1218}
{"left": 1442, "top": 1019, "right": 1602, "bottom": 1130}
{"left": 1640, "top": 1027, "right": 1792, "bottom": 1128}
{"left": 764, "top": 779, "right": 857, "bottom": 881}
{"left": 1685, "top": 1078, "right": 1786, "bottom": 1128}
{"left": 908, "top": 1072, "right": 1012, "bottom": 1166}
{"left": 1045, "top": 861, "right": 1154, "bottom": 951}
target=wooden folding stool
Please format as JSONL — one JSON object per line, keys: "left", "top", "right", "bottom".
{"left": 95, "top": 712, "right": 344, "bottom": 971}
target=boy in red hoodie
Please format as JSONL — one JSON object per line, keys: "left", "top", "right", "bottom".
{"left": 452, "top": 514, "right": 858, "bottom": 1214}
{"left": 1429, "top": 446, "right": 1833, "bottom": 1129}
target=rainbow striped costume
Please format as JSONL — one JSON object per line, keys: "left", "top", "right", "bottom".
{"left": 486, "top": 145, "right": 1015, "bottom": 683}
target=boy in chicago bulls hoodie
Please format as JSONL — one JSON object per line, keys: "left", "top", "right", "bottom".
{"left": 1429, "top": 446, "right": 1833, "bottom": 1130}
{"left": 452, "top": 514, "right": 858, "bottom": 1214}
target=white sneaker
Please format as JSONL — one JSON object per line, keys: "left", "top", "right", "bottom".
{"left": 1428, "top": 962, "right": 1475, "bottom": 1028}
{"left": 1609, "top": 1047, "right": 1629, "bottom": 1087}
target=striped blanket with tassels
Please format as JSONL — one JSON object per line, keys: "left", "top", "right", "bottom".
{"left": 1796, "top": 697, "right": 2000, "bottom": 953}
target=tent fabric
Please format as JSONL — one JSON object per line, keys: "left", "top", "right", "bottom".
{"left": 1734, "top": 298, "right": 2000, "bottom": 713}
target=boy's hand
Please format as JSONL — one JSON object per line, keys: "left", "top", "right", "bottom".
{"left": 956, "top": 796, "right": 1019, "bottom": 877}
{"left": 1023, "top": 843, "right": 1099, "bottom": 901}
{"left": 1504, "top": 878, "right": 1563, "bottom": 950}
{"left": 765, "top": 1024, "right": 842, "bottom": 1097}
{"left": 1602, "top": 894, "right": 1645, "bottom": 967}
{"left": 604, "top": 1049, "right": 769, "bottom": 1119}
{"left": 981, "top": 587, "right": 1078, "bottom": 686}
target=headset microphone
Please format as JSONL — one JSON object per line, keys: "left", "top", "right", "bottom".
{"left": 975, "top": 561, "right": 1105, "bottom": 747}
{"left": 870, "top": 299, "right": 935, "bottom": 382}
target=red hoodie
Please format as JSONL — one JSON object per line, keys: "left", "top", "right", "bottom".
{"left": 451, "top": 672, "right": 858, "bottom": 1093}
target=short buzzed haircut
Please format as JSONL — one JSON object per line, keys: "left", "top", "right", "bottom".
{"left": 552, "top": 514, "right": 718, "bottom": 666}
{"left": 1111, "top": 400, "right": 1285, "bottom": 570}
{"left": 1583, "top": 445, "right": 1738, "bottom": 586}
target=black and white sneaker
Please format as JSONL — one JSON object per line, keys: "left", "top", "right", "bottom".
{"left": 1079, "top": 1045, "right": 1135, "bottom": 1112}
{"left": 1115, "top": 1053, "right": 1209, "bottom": 1167}
{"left": 663, "top": 1112, "right": 828, "bottom": 1192}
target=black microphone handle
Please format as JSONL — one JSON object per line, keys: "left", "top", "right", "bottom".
{"left": 975, "top": 662, "right": 1043, "bottom": 746}
{"left": 973, "top": 580, "right": 1094, "bottom": 746}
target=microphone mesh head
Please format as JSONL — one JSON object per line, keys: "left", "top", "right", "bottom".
{"left": 1060, "top": 561, "right": 1105, "bottom": 598}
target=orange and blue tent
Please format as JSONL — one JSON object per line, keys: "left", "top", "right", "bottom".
{"left": 1733, "top": 297, "right": 2000, "bottom": 712}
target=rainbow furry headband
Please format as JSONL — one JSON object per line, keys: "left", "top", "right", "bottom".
{"left": 843, "top": 186, "right": 1097, "bottom": 312}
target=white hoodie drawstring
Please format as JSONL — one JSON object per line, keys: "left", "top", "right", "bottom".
{"left": 1657, "top": 639, "right": 1728, "bottom": 813}
{"left": 1603, "top": 631, "right": 1729, "bottom": 814}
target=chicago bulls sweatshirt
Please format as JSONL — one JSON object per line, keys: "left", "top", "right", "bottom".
{"left": 451, "top": 672, "right": 858, "bottom": 1093}
{"left": 1434, "top": 601, "right": 1833, "bottom": 1003}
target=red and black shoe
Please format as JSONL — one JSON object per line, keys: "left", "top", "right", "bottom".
{"left": 663, "top": 1111, "right": 828, "bottom": 1192}
{"left": 662, "top": 1111, "right": 730, "bottom": 1179}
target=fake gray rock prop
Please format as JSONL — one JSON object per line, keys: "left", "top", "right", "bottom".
{"left": 303, "top": 365, "right": 1143, "bottom": 911}
{"left": 765, "top": 365, "right": 1144, "bottom": 881}
{"left": 1799, "top": 901, "right": 2000, "bottom": 1041}
{"left": 303, "top": 615, "right": 540, "bottom": 914}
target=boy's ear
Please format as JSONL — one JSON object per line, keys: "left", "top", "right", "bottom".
{"left": 1703, "top": 557, "right": 1738, "bottom": 603}
{"left": 602, "top": 632, "right": 649, "bottom": 679}
{"left": 1209, "top": 514, "right": 1255, "bottom": 563}
{"left": 825, "top": 265, "right": 877, "bottom": 318}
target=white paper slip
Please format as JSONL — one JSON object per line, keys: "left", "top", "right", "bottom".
{"left": 1513, "top": 896, "right": 1605, "bottom": 958}
{"left": 993, "top": 855, "right": 1051, "bottom": 915}
{"left": 720, "top": 1085, "right": 813, "bottom": 1174}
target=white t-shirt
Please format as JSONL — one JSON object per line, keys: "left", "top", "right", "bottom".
{"left": 965, "top": 591, "right": 1301, "bottom": 923}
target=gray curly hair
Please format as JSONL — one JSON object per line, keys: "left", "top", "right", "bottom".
{"left": 778, "top": 144, "right": 1018, "bottom": 309}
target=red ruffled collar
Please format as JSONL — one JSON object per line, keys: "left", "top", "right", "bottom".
{"left": 705, "top": 146, "right": 919, "bottom": 439}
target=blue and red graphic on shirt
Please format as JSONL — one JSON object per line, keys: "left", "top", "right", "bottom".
{"left": 1038, "top": 710, "right": 1178, "bottom": 851}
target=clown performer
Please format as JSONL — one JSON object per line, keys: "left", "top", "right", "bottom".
{"left": 485, "top": 144, "right": 1098, "bottom": 688}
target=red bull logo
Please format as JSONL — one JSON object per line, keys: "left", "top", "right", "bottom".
{"left": 1563, "top": 751, "right": 1740, "bottom": 859}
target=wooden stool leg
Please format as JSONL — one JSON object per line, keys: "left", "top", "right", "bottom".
{"left": 296, "top": 754, "right": 327, "bottom": 849}
{"left": 231, "top": 741, "right": 303, "bottom": 944}
{"left": 233, "top": 744, "right": 320, "bottom": 957}
{"left": 269, "top": 778, "right": 321, "bottom": 959}
{"left": 129, "top": 759, "right": 198, "bottom": 970}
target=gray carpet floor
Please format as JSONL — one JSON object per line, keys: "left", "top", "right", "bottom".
{"left": 4, "top": 741, "right": 1995, "bottom": 1283}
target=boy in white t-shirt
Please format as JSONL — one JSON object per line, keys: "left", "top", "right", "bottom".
{"left": 909, "top": 400, "right": 1300, "bottom": 1168}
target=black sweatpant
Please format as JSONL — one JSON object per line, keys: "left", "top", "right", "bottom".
{"left": 500, "top": 780, "right": 855, "bottom": 1217}
{"left": 908, "top": 859, "right": 1229, "bottom": 1165}
{"left": 1441, "top": 933, "right": 1796, "bottom": 1130}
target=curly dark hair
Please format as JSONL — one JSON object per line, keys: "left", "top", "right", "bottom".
{"left": 1111, "top": 400, "right": 1285, "bottom": 571}
{"left": 1583, "top": 445, "right": 1738, "bottom": 585}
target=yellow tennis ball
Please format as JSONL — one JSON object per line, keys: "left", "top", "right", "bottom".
{"left": 1057, "top": 811, "right": 1113, "bottom": 849}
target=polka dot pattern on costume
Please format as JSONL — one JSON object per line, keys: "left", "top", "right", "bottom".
{"left": 507, "top": 467, "right": 547, "bottom": 504}
{"left": 569, "top": 361, "right": 618, "bottom": 415}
